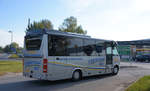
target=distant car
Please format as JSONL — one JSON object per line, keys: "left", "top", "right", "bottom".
{"left": 135, "top": 55, "right": 150, "bottom": 62}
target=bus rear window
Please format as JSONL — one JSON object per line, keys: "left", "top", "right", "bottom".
{"left": 25, "top": 35, "right": 42, "bottom": 50}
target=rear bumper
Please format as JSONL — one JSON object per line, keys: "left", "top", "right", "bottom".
{"left": 23, "top": 72, "right": 48, "bottom": 80}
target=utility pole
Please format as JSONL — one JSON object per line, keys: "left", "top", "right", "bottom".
{"left": 28, "top": 18, "right": 30, "bottom": 28}
{"left": 28, "top": 18, "right": 30, "bottom": 25}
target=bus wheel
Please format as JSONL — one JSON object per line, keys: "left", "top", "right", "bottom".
{"left": 145, "top": 60, "right": 149, "bottom": 63}
{"left": 112, "top": 66, "right": 119, "bottom": 75}
{"left": 72, "top": 70, "right": 82, "bottom": 81}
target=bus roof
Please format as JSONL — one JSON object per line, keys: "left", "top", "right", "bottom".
{"left": 26, "top": 29, "right": 113, "bottom": 42}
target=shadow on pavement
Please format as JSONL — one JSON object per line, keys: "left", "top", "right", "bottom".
{"left": 0, "top": 74, "right": 114, "bottom": 91}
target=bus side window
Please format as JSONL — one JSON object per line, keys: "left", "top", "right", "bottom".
{"left": 66, "top": 37, "right": 83, "bottom": 56}
{"left": 83, "top": 39, "right": 95, "bottom": 56}
{"left": 106, "top": 47, "right": 112, "bottom": 54}
{"left": 95, "top": 40, "right": 104, "bottom": 56}
{"left": 113, "top": 47, "right": 119, "bottom": 56}
{"left": 75, "top": 38, "right": 83, "bottom": 56}
{"left": 48, "top": 35, "right": 57, "bottom": 56}
{"left": 48, "top": 35, "right": 67, "bottom": 56}
{"left": 95, "top": 45, "right": 102, "bottom": 53}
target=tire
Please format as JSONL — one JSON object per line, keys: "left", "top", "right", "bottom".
{"left": 72, "top": 70, "right": 82, "bottom": 81}
{"left": 145, "top": 60, "right": 149, "bottom": 63}
{"left": 112, "top": 66, "right": 119, "bottom": 75}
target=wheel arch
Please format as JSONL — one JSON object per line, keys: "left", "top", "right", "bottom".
{"left": 72, "top": 68, "right": 83, "bottom": 77}
{"left": 114, "top": 65, "right": 119, "bottom": 70}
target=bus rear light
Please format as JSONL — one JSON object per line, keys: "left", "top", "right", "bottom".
{"left": 23, "top": 59, "right": 24, "bottom": 71}
{"left": 43, "top": 59, "right": 48, "bottom": 73}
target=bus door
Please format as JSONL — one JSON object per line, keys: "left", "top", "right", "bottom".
{"left": 105, "top": 42, "right": 113, "bottom": 73}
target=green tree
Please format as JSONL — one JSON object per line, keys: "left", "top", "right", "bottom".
{"left": 59, "top": 16, "right": 87, "bottom": 34}
{"left": 3, "top": 42, "right": 22, "bottom": 53}
{"left": 17, "top": 47, "right": 23, "bottom": 53}
{"left": 26, "top": 19, "right": 53, "bottom": 31}
{"left": 11, "top": 42, "right": 23, "bottom": 53}
{"left": 3, "top": 45, "right": 10, "bottom": 53}
{"left": 0, "top": 46, "right": 3, "bottom": 53}
{"left": 11, "top": 42, "right": 19, "bottom": 50}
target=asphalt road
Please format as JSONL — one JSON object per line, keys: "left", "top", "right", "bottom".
{"left": 0, "top": 53, "right": 22, "bottom": 61}
{"left": 0, "top": 53, "right": 10, "bottom": 58}
{"left": 0, "top": 58, "right": 22, "bottom": 61}
{"left": 0, "top": 63, "right": 150, "bottom": 91}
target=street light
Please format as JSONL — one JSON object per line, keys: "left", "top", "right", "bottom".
{"left": 8, "top": 30, "right": 13, "bottom": 52}
{"left": 8, "top": 30, "right": 13, "bottom": 44}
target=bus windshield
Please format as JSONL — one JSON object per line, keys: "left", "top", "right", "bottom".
{"left": 25, "top": 35, "right": 43, "bottom": 50}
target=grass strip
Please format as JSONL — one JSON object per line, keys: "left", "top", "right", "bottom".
{"left": 126, "top": 75, "right": 150, "bottom": 91}
{"left": 0, "top": 61, "right": 22, "bottom": 76}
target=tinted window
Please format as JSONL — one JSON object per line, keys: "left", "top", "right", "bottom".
{"left": 66, "top": 37, "right": 83, "bottom": 56}
{"left": 25, "top": 35, "right": 42, "bottom": 50}
{"left": 48, "top": 35, "right": 108, "bottom": 57}
{"left": 48, "top": 35, "right": 67, "bottom": 56}
{"left": 95, "top": 41, "right": 105, "bottom": 56}
{"left": 83, "top": 39, "right": 95, "bottom": 56}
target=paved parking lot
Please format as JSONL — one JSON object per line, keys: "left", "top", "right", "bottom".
{"left": 0, "top": 62, "right": 150, "bottom": 91}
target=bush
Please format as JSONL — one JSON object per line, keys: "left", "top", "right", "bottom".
{"left": 9, "top": 54, "right": 19, "bottom": 58}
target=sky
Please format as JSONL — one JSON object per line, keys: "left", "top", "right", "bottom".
{"left": 1, "top": 0, "right": 150, "bottom": 47}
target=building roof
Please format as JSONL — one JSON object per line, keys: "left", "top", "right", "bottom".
{"left": 118, "top": 39, "right": 150, "bottom": 45}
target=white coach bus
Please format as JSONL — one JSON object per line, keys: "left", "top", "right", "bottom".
{"left": 23, "top": 29, "right": 120, "bottom": 81}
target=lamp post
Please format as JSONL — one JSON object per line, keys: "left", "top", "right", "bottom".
{"left": 8, "top": 30, "right": 13, "bottom": 52}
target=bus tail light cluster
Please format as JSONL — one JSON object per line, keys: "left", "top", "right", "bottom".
{"left": 43, "top": 59, "right": 48, "bottom": 73}
{"left": 23, "top": 59, "right": 24, "bottom": 71}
